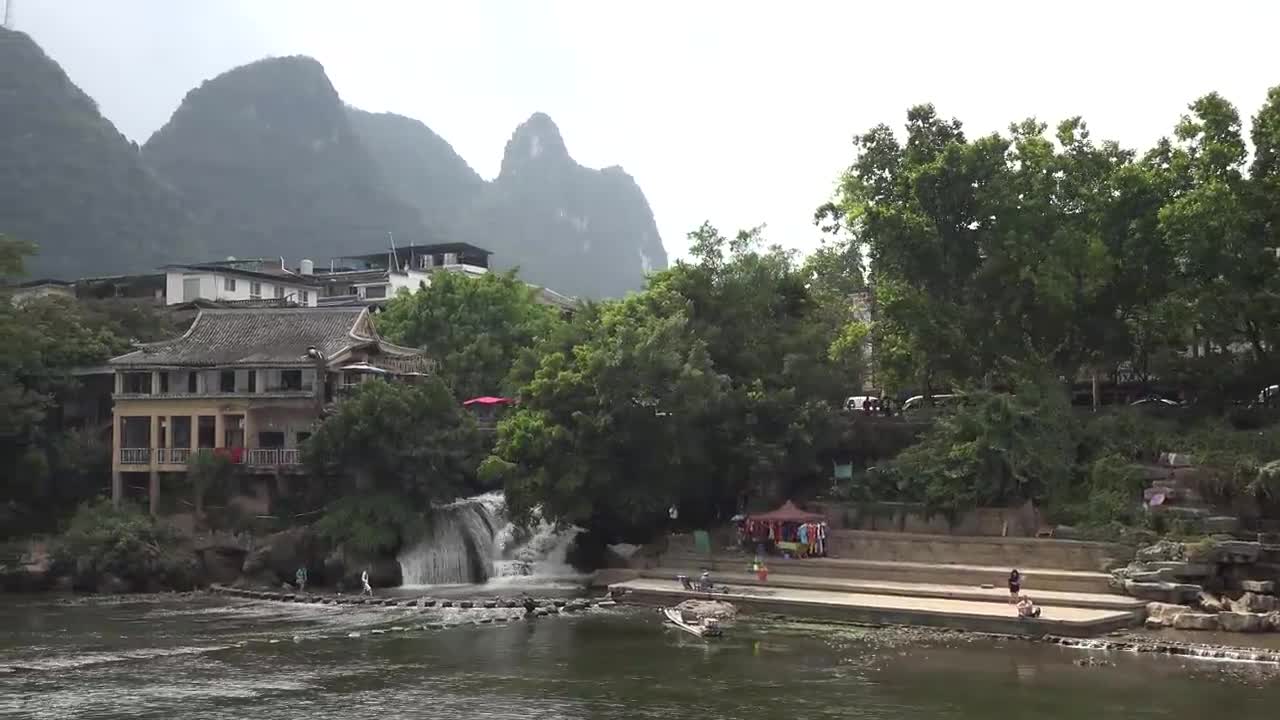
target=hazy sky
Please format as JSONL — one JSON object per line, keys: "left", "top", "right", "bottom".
{"left": 12, "top": 0, "right": 1280, "bottom": 261}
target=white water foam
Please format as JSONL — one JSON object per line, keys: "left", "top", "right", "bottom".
{"left": 397, "top": 492, "right": 582, "bottom": 587}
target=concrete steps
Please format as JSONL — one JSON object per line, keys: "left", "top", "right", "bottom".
{"left": 663, "top": 553, "right": 1117, "bottom": 595}
{"left": 610, "top": 577, "right": 1141, "bottom": 637}
{"left": 643, "top": 569, "right": 1145, "bottom": 612}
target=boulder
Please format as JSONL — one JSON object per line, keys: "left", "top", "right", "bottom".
{"left": 242, "top": 527, "right": 328, "bottom": 584}
{"left": 199, "top": 547, "right": 247, "bottom": 585}
{"left": 1147, "top": 561, "right": 1214, "bottom": 579}
{"left": 1196, "top": 592, "right": 1226, "bottom": 613}
{"left": 1145, "top": 602, "right": 1191, "bottom": 627}
{"left": 1218, "top": 611, "right": 1266, "bottom": 633}
{"left": 1266, "top": 611, "right": 1280, "bottom": 632}
{"left": 1172, "top": 612, "right": 1219, "bottom": 631}
{"left": 674, "top": 599, "right": 738, "bottom": 622}
{"left": 1230, "top": 592, "right": 1279, "bottom": 614}
{"left": 1240, "top": 580, "right": 1276, "bottom": 595}
{"left": 1124, "top": 580, "right": 1202, "bottom": 605}
{"left": 98, "top": 573, "right": 130, "bottom": 595}
{"left": 322, "top": 546, "right": 402, "bottom": 589}
{"left": 1136, "top": 540, "right": 1185, "bottom": 563}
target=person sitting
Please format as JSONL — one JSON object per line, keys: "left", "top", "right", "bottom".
{"left": 1016, "top": 596, "right": 1041, "bottom": 619}
{"left": 698, "top": 570, "right": 713, "bottom": 592}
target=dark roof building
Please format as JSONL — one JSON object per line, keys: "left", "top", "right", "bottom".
{"left": 110, "top": 306, "right": 430, "bottom": 374}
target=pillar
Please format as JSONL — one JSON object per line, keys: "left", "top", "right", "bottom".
{"left": 149, "top": 415, "right": 160, "bottom": 464}
{"left": 148, "top": 469, "right": 160, "bottom": 517}
{"left": 111, "top": 413, "right": 122, "bottom": 507}
{"left": 151, "top": 370, "right": 161, "bottom": 395}
{"left": 190, "top": 415, "right": 198, "bottom": 451}
{"left": 164, "top": 416, "right": 174, "bottom": 453}
{"left": 214, "top": 413, "right": 226, "bottom": 448}
{"left": 243, "top": 410, "right": 255, "bottom": 452}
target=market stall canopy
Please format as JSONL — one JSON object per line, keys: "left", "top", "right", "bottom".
{"left": 463, "top": 396, "right": 513, "bottom": 406}
{"left": 747, "top": 501, "right": 825, "bottom": 523}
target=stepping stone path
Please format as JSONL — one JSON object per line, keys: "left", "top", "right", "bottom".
{"left": 207, "top": 585, "right": 607, "bottom": 634}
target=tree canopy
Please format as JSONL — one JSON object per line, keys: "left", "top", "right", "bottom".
{"left": 376, "top": 271, "right": 563, "bottom": 400}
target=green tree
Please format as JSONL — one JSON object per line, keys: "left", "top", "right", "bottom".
{"left": 376, "top": 271, "right": 563, "bottom": 399}
{"left": 302, "top": 378, "right": 482, "bottom": 504}
{"left": 482, "top": 294, "right": 728, "bottom": 538}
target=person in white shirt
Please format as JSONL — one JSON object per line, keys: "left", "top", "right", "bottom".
{"left": 361, "top": 570, "right": 373, "bottom": 596}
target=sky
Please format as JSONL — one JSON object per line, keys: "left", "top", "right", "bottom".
{"left": 11, "top": 0, "right": 1280, "bottom": 262}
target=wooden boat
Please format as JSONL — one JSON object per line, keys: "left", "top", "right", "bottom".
{"left": 662, "top": 607, "right": 723, "bottom": 638}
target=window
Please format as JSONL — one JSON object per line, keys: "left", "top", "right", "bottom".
{"left": 364, "top": 285, "right": 386, "bottom": 299}
{"left": 281, "top": 369, "right": 303, "bottom": 391}
{"left": 274, "top": 286, "right": 285, "bottom": 299}
{"left": 220, "top": 370, "right": 236, "bottom": 393}
{"left": 121, "top": 372, "right": 152, "bottom": 394}
{"left": 158, "top": 372, "right": 170, "bottom": 394}
{"left": 250, "top": 281, "right": 262, "bottom": 298}
{"left": 301, "top": 290, "right": 310, "bottom": 304}
{"left": 258, "top": 431, "right": 285, "bottom": 449}
{"left": 247, "top": 370, "right": 257, "bottom": 393}
{"left": 223, "top": 277, "right": 237, "bottom": 292}
{"left": 296, "top": 431, "right": 312, "bottom": 445}
{"left": 187, "top": 371, "right": 198, "bottom": 393}
{"left": 197, "top": 416, "right": 216, "bottom": 448}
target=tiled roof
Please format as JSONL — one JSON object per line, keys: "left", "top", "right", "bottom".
{"left": 109, "top": 307, "right": 410, "bottom": 368}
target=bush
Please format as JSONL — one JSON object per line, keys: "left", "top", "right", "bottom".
{"left": 313, "top": 494, "right": 426, "bottom": 556}
{"left": 53, "top": 500, "right": 197, "bottom": 591}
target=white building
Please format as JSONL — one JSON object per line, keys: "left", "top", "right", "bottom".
{"left": 163, "top": 258, "right": 319, "bottom": 307}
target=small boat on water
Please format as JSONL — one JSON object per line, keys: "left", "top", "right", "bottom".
{"left": 662, "top": 607, "right": 723, "bottom": 638}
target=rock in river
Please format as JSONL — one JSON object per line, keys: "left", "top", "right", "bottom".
{"left": 1172, "top": 612, "right": 1219, "bottom": 631}
{"left": 1217, "top": 611, "right": 1267, "bottom": 633}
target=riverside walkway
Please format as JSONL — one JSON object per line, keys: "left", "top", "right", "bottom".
{"left": 609, "top": 576, "right": 1141, "bottom": 637}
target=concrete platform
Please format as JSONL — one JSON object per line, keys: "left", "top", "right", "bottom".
{"left": 642, "top": 569, "right": 1146, "bottom": 611}
{"left": 610, "top": 578, "right": 1141, "bottom": 637}
{"left": 662, "top": 554, "right": 1117, "bottom": 594}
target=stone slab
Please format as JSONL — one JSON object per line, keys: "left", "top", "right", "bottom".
{"left": 643, "top": 569, "right": 1144, "bottom": 611}
{"left": 610, "top": 578, "right": 1139, "bottom": 638}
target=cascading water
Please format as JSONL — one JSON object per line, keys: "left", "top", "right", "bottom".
{"left": 397, "top": 492, "right": 581, "bottom": 586}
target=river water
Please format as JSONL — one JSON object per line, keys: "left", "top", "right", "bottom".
{"left": 1, "top": 594, "right": 1278, "bottom": 719}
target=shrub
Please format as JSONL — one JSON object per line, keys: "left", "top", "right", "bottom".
{"left": 53, "top": 499, "right": 196, "bottom": 591}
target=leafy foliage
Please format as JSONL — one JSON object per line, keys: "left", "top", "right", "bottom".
{"left": 376, "top": 270, "right": 563, "bottom": 399}
{"left": 303, "top": 378, "right": 482, "bottom": 505}
{"left": 52, "top": 500, "right": 197, "bottom": 590}
{"left": 313, "top": 494, "right": 427, "bottom": 556}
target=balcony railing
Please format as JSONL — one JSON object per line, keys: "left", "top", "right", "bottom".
{"left": 120, "top": 448, "right": 151, "bottom": 465}
{"left": 119, "top": 447, "right": 301, "bottom": 467}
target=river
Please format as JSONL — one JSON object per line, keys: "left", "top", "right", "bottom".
{"left": 1, "top": 594, "right": 1277, "bottom": 719}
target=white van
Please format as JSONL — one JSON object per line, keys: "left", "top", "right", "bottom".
{"left": 901, "top": 394, "right": 961, "bottom": 412}
{"left": 844, "top": 395, "right": 881, "bottom": 413}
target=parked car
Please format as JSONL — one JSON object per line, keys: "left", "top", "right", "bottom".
{"left": 1130, "top": 396, "right": 1180, "bottom": 407}
{"left": 901, "top": 393, "right": 962, "bottom": 413}
{"left": 844, "top": 395, "right": 881, "bottom": 413}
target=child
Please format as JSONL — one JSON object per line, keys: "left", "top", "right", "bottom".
{"left": 1007, "top": 569, "right": 1022, "bottom": 604}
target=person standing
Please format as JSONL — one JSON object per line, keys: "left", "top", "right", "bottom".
{"left": 1007, "top": 569, "right": 1022, "bottom": 603}
{"left": 295, "top": 567, "right": 307, "bottom": 594}
{"left": 361, "top": 569, "right": 373, "bottom": 597}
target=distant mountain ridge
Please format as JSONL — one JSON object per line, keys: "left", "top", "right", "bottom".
{"left": 0, "top": 27, "right": 197, "bottom": 278}
{"left": 0, "top": 31, "right": 667, "bottom": 297}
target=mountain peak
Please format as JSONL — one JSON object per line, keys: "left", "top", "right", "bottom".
{"left": 500, "top": 112, "right": 569, "bottom": 176}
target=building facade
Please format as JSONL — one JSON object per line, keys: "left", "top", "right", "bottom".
{"left": 108, "top": 306, "right": 432, "bottom": 514}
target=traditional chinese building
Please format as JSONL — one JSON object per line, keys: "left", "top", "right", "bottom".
{"left": 107, "top": 306, "right": 432, "bottom": 514}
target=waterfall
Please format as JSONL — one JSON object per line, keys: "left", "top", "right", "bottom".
{"left": 397, "top": 492, "right": 581, "bottom": 586}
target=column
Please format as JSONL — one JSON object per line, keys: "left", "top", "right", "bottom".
{"left": 214, "top": 413, "right": 226, "bottom": 448}
{"left": 243, "top": 410, "right": 255, "bottom": 452}
{"left": 164, "top": 416, "right": 174, "bottom": 453}
{"left": 111, "top": 413, "right": 122, "bottom": 507}
{"left": 190, "top": 415, "right": 198, "bottom": 451}
{"left": 149, "top": 415, "right": 160, "bottom": 465}
{"left": 149, "top": 469, "right": 160, "bottom": 517}
{"left": 151, "top": 370, "right": 161, "bottom": 395}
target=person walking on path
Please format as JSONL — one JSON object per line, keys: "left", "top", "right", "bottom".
{"left": 295, "top": 567, "right": 307, "bottom": 594}
{"left": 361, "top": 569, "right": 373, "bottom": 597}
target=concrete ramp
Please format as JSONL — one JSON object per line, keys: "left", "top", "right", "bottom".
{"left": 610, "top": 578, "right": 1141, "bottom": 638}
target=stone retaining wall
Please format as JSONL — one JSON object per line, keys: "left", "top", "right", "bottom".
{"left": 208, "top": 584, "right": 603, "bottom": 619}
